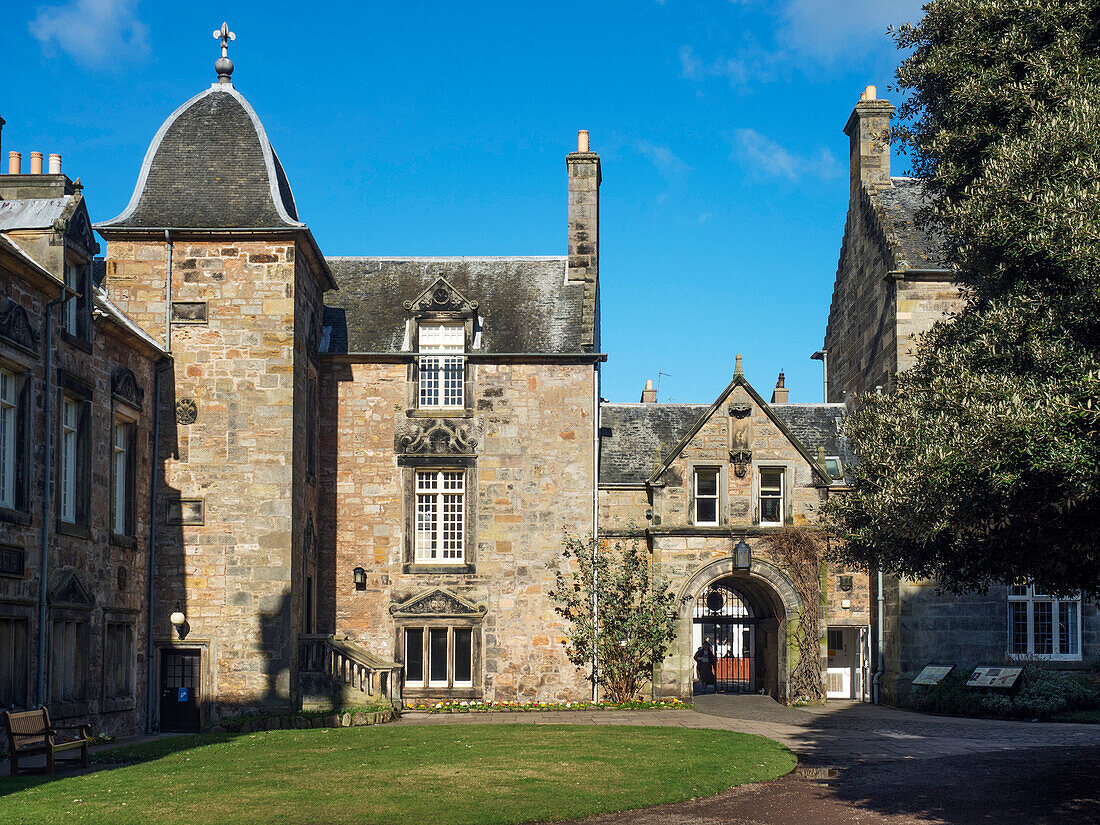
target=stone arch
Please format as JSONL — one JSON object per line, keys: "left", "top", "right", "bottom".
{"left": 669, "top": 557, "right": 803, "bottom": 703}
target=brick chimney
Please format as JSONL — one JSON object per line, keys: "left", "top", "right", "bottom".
{"left": 770, "top": 372, "right": 788, "bottom": 404}
{"left": 640, "top": 378, "right": 657, "bottom": 404}
{"left": 843, "top": 85, "right": 895, "bottom": 199}
{"left": 567, "top": 130, "right": 600, "bottom": 351}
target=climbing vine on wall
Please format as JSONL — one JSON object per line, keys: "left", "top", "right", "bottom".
{"left": 764, "top": 527, "right": 826, "bottom": 703}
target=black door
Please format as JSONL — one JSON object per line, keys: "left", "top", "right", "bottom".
{"left": 160, "top": 649, "right": 201, "bottom": 732}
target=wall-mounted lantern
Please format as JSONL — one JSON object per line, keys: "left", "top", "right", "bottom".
{"left": 169, "top": 608, "right": 188, "bottom": 640}
{"left": 733, "top": 538, "right": 752, "bottom": 570}
{"left": 353, "top": 567, "right": 367, "bottom": 591}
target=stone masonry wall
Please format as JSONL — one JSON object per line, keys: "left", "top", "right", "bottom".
{"left": 103, "top": 238, "right": 304, "bottom": 721}
{"left": 319, "top": 359, "right": 596, "bottom": 703}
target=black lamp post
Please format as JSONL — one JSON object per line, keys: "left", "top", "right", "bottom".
{"left": 733, "top": 538, "right": 751, "bottom": 570}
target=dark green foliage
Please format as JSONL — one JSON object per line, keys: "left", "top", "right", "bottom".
{"left": 550, "top": 534, "right": 677, "bottom": 702}
{"left": 907, "top": 664, "right": 1100, "bottom": 719}
{"left": 827, "top": 0, "right": 1100, "bottom": 595}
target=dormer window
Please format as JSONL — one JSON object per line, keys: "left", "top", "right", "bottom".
{"left": 63, "top": 260, "right": 90, "bottom": 342}
{"left": 418, "top": 323, "right": 465, "bottom": 409}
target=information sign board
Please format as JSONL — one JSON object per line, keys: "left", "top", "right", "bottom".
{"left": 967, "top": 666, "right": 1023, "bottom": 689}
{"left": 912, "top": 664, "right": 954, "bottom": 686}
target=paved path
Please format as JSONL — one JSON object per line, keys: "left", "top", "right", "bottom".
{"left": 397, "top": 694, "right": 1100, "bottom": 768}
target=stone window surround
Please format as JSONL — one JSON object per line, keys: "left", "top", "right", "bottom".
{"left": 686, "top": 461, "right": 726, "bottom": 527}
{"left": 1007, "top": 585, "right": 1082, "bottom": 662}
{"left": 0, "top": 351, "right": 31, "bottom": 522}
{"left": 750, "top": 460, "right": 796, "bottom": 527}
{"left": 56, "top": 371, "right": 93, "bottom": 539}
{"left": 405, "top": 314, "right": 476, "bottom": 419}
{"left": 398, "top": 456, "right": 477, "bottom": 575}
{"left": 0, "top": 601, "right": 33, "bottom": 709}
{"left": 395, "top": 619, "right": 482, "bottom": 700}
{"left": 102, "top": 609, "right": 139, "bottom": 712}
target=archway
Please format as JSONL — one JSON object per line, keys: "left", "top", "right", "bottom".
{"left": 674, "top": 558, "right": 802, "bottom": 702}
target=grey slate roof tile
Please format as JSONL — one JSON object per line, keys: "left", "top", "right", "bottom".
{"left": 323, "top": 257, "right": 585, "bottom": 354}
{"left": 770, "top": 403, "right": 854, "bottom": 476}
{"left": 879, "top": 178, "right": 949, "bottom": 270}
{"left": 99, "top": 85, "right": 300, "bottom": 229}
{"left": 598, "top": 403, "right": 708, "bottom": 485}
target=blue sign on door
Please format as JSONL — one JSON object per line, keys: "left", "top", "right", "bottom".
{"left": 178, "top": 687, "right": 189, "bottom": 702}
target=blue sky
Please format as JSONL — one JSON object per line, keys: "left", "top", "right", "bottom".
{"left": 4, "top": 0, "right": 925, "bottom": 404}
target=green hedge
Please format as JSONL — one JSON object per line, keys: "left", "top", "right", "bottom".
{"left": 905, "top": 664, "right": 1100, "bottom": 720}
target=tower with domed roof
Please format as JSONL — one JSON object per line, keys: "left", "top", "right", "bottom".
{"left": 96, "top": 25, "right": 334, "bottom": 725}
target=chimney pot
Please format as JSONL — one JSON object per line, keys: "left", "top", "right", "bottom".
{"left": 864, "top": 85, "right": 877, "bottom": 101}
{"left": 48, "top": 153, "right": 62, "bottom": 174}
{"left": 29, "top": 152, "right": 42, "bottom": 175}
{"left": 7, "top": 151, "right": 20, "bottom": 175}
{"left": 640, "top": 378, "right": 657, "bottom": 404}
{"left": 578, "top": 130, "right": 590, "bottom": 153}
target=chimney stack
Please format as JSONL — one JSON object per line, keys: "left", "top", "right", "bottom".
{"left": 29, "top": 152, "right": 42, "bottom": 175}
{"left": 567, "top": 130, "right": 600, "bottom": 351}
{"left": 0, "top": 116, "right": 5, "bottom": 168}
{"left": 7, "top": 151, "right": 20, "bottom": 175}
{"left": 843, "top": 84, "right": 894, "bottom": 199}
{"left": 640, "top": 378, "right": 657, "bottom": 404}
{"left": 48, "top": 154, "right": 62, "bottom": 174}
{"left": 770, "top": 372, "right": 789, "bottom": 404}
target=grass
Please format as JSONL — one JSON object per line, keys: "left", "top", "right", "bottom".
{"left": 0, "top": 724, "right": 795, "bottom": 825}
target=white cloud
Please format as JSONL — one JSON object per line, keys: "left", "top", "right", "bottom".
{"left": 634, "top": 139, "right": 690, "bottom": 179}
{"left": 733, "top": 129, "right": 839, "bottom": 181}
{"left": 779, "top": 0, "right": 924, "bottom": 62}
{"left": 678, "top": 43, "right": 776, "bottom": 87}
{"left": 30, "top": 0, "right": 149, "bottom": 68}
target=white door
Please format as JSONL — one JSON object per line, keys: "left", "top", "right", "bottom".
{"left": 827, "top": 627, "right": 855, "bottom": 699}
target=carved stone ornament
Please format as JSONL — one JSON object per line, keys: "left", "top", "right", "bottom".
{"left": 398, "top": 419, "right": 478, "bottom": 455}
{"left": 49, "top": 570, "right": 95, "bottom": 608}
{"left": 389, "top": 588, "right": 487, "bottom": 618}
{"left": 111, "top": 367, "right": 145, "bottom": 410}
{"left": 304, "top": 514, "right": 316, "bottom": 558}
{"left": 727, "top": 404, "right": 752, "bottom": 419}
{"left": 403, "top": 276, "right": 478, "bottom": 314}
{"left": 176, "top": 398, "right": 198, "bottom": 426}
{"left": 730, "top": 449, "right": 753, "bottom": 479}
{"left": 0, "top": 300, "right": 40, "bottom": 353}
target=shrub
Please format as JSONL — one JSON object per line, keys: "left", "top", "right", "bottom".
{"left": 906, "top": 664, "right": 1100, "bottom": 720}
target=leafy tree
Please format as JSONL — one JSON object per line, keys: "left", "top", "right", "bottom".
{"left": 826, "top": 0, "right": 1100, "bottom": 596}
{"left": 550, "top": 534, "right": 676, "bottom": 702}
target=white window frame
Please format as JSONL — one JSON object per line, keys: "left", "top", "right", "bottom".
{"left": 693, "top": 467, "right": 719, "bottom": 526}
{"left": 418, "top": 323, "right": 465, "bottom": 409}
{"left": 63, "top": 262, "right": 81, "bottom": 337}
{"left": 0, "top": 367, "right": 18, "bottom": 509}
{"left": 60, "top": 396, "right": 79, "bottom": 524}
{"left": 112, "top": 416, "right": 134, "bottom": 536}
{"left": 415, "top": 470, "right": 465, "bottom": 564}
{"left": 403, "top": 625, "right": 474, "bottom": 690}
{"left": 824, "top": 456, "right": 843, "bottom": 480}
{"left": 1008, "top": 584, "right": 1082, "bottom": 661}
{"left": 758, "top": 467, "right": 784, "bottom": 526}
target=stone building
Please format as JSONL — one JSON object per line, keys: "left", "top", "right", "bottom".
{"left": 0, "top": 151, "right": 164, "bottom": 737}
{"left": 822, "top": 86, "right": 1100, "bottom": 703}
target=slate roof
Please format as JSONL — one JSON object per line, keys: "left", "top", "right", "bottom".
{"left": 99, "top": 84, "right": 301, "bottom": 229}
{"left": 323, "top": 257, "right": 586, "bottom": 354}
{"left": 770, "top": 403, "right": 853, "bottom": 471}
{"left": 598, "top": 403, "right": 709, "bottom": 485}
{"left": 0, "top": 197, "right": 71, "bottom": 231}
{"left": 878, "top": 178, "right": 949, "bottom": 270}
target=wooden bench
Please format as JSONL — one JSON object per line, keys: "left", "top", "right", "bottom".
{"left": 3, "top": 707, "right": 90, "bottom": 776}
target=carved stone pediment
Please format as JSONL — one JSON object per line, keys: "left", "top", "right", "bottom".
{"left": 404, "top": 277, "right": 478, "bottom": 315}
{"left": 49, "top": 571, "right": 94, "bottom": 608}
{"left": 398, "top": 419, "right": 478, "bottom": 455}
{"left": 0, "top": 300, "right": 40, "bottom": 353}
{"left": 389, "top": 589, "right": 487, "bottom": 618}
{"left": 727, "top": 403, "right": 752, "bottom": 419}
{"left": 111, "top": 367, "right": 144, "bottom": 410}
{"left": 176, "top": 399, "right": 198, "bottom": 426}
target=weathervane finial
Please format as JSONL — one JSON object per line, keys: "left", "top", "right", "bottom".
{"left": 213, "top": 22, "right": 236, "bottom": 83}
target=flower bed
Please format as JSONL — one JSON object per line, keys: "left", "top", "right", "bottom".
{"left": 407, "top": 698, "right": 692, "bottom": 713}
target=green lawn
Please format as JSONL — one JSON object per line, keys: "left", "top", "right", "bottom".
{"left": 0, "top": 725, "right": 794, "bottom": 825}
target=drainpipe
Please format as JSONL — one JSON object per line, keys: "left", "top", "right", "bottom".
{"left": 164, "top": 230, "right": 173, "bottom": 352}
{"left": 873, "top": 568, "right": 885, "bottom": 704}
{"left": 36, "top": 295, "right": 65, "bottom": 708}
{"left": 146, "top": 358, "right": 170, "bottom": 732}
{"left": 591, "top": 362, "right": 599, "bottom": 702}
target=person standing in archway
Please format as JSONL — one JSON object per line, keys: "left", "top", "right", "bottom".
{"left": 694, "top": 638, "right": 717, "bottom": 694}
